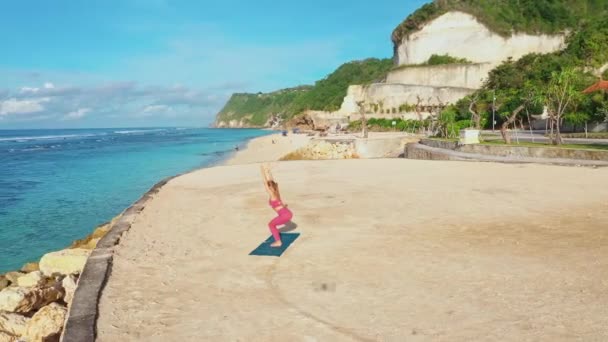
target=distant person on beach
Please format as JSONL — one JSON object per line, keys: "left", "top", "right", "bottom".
{"left": 261, "top": 164, "right": 293, "bottom": 247}
{"left": 235, "top": 145, "right": 239, "bottom": 151}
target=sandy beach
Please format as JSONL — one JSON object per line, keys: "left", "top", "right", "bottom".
{"left": 96, "top": 134, "right": 608, "bottom": 341}
{"left": 225, "top": 133, "right": 311, "bottom": 165}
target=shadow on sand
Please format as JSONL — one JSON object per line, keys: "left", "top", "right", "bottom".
{"left": 279, "top": 221, "right": 298, "bottom": 233}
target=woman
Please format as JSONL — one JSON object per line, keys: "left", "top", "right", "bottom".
{"left": 261, "top": 164, "right": 293, "bottom": 247}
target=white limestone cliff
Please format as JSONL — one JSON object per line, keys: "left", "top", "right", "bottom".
{"left": 394, "top": 11, "right": 566, "bottom": 66}
{"left": 335, "top": 11, "right": 567, "bottom": 119}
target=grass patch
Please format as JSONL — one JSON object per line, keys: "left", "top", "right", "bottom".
{"left": 428, "top": 137, "right": 459, "bottom": 142}
{"left": 481, "top": 140, "right": 608, "bottom": 151}
{"left": 551, "top": 133, "right": 608, "bottom": 139}
{"left": 392, "top": 54, "right": 472, "bottom": 71}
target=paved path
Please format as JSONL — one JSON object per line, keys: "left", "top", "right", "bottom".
{"left": 96, "top": 160, "right": 608, "bottom": 341}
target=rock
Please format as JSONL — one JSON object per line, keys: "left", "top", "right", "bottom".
{"left": 0, "top": 331, "right": 16, "bottom": 342}
{"left": 0, "top": 311, "right": 30, "bottom": 336}
{"left": 83, "top": 237, "right": 101, "bottom": 250}
{"left": 0, "top": 285, "right": 63, "bottom": 313}
{"left": 17, "top": 271, "right": 44, "bottom": 288}
{"left": 21, "top": 263, "right": 40, "bottom": 273}
{"left": 0, "top": 277, "right": 8, "bottom": 291}
{"left": 61, "top": 275, "right": 77, "bottom": 307}
{"left": 39, "top": 249, "right": 91, "bottom": 276}
{"left": 69, "top": 222, "right": 111, "bottom": 250}
{"left": 23, "top": 303, "right": 67, "bottom": 342}
{"left": 3, "top": 273, "right": 24, "bottom": 286}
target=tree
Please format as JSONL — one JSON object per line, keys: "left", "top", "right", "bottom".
{"left": 500, "top": 105, "right": 526, "bottom": 144}
{"left": 545, "top": 69, "right": 583, "bottom": 145}
{"left": 357, "top": 101, "right": 369, "bottom": 138}
{"left": 468, "top": 94, "right": 482, "bottom": 129}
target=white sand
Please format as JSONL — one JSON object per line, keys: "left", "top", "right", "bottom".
{"left": 96, "top": 135, "right": 608, "bottom": 341}
{"left": 224, "top": 133, "right": 311, "bottom": 165}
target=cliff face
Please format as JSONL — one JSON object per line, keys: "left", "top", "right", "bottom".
{"left": 394, "top": 12, "right": 566, "bottom": 66}
{"left": 337, "top": 10, "right": 567, "bottom": 118}
{"left": 386, "top": 62, "right": 496, "bottom": 89}
{"left": 215, "top": 2, "right": 603, "bottom": 129}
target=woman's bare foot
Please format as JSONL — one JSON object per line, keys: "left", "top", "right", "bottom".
{"left": 270, "top": 241, "right": 283, "bottom": 248}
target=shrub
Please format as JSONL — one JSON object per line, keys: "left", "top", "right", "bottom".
{"left": 426, "top": 54, "right": 472, "bottom": 65}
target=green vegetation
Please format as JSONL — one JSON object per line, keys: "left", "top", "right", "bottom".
{"left": 392, "top": 0, "right": 608, "bottom": 46}
{"left": 216, "top": 58, "right": 392, "bottom": 126}
{"left": 436, "top": 15, "right": 608, "bottom": 144}
{"left": 218, "top": 0, "right": 608, "bottom": 133}
{"left": 217, "top": 87, "right": 311, "bottom": 126}
{"left": 392, "top": 54, "right": 472, "bottom": 71}
{"left": 558, "top": 133, "right": 608, "bottom": 139}
{"left": 348, "top": 118, "right": 433, "bottom": 133}
{"left": 427, "top": 54, "right": 471, "bottom": 65}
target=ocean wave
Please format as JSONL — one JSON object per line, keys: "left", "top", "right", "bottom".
{"left": 21, "top": 147, "right": 46, "bottom": 152}
{"left": 113, "top": 129, "right": 167, "bottom": 134}
{"left": 0, "top": 133, "right": 102, "bottom": 142}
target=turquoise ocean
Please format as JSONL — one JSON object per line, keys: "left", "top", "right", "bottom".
{"left": 0, "top": 128, "right": 269, "bottom": 273}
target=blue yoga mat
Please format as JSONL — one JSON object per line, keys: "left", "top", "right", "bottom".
{"left": 249, "top": 233, "right": 300, "bottom": 257}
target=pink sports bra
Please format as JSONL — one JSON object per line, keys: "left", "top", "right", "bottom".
{"left": 269, "top": 199, "right": 283, "bottom": 209}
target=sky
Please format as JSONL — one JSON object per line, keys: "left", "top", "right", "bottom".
{"left": 0, "top": 0, "right": 428, "bottom": 129}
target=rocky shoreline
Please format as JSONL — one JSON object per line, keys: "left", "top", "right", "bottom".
{"left": 0, "top": 219, "right": 115, "bottom": 342}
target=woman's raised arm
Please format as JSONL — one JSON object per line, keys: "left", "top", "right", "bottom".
{"left": 261, "top": 164, "right": 271, "bottom": 193}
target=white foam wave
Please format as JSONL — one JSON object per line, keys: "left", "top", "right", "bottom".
{"left": 0, "top": 133, "right": 102, "bottom": 142}
{"left": 113, "top": 129, "right": 166, "bottom": 134}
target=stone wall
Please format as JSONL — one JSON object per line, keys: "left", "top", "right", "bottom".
{"left": 282, "top": 136, "right": 420, "bottom": 160}
{"left": 394, "top": 11, "right": 566, "bottom": 66}
{"left": 280, "top": 140, "right": 358, "bottom": 160}
{"left": 417, "top": 139, "right": 608, "bottom": 161}
{"left": 354, "top": 136, "right": 420, "bottom": 158}
{"left": 461, "top": 144, "right": 608, "bottom": 161}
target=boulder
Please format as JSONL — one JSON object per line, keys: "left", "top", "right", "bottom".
{"left": 0, "top": 286, "right": 63, "bottom": 313}
{"left": 39, "top": 249, "right": 91, "bottom": 276}
{"left": 0, "top": 277, "right": 8, "bottom": 291}
{"left": 0, "top": 311, "right": 30, "bottom": 336}
{"left": 3, "top": 273, "right": 24, "bottom": 286}
{"left": 23, "top": 303, "right": 67, "bottom": 342}
{"left": 17, "top": 271, "right": 45, "bottom": 288}
{"left": 61, "top": 275, "right": 77, "bottom": 307}
{"left": 0, "top": 331, "right": 16, "bottom": 342}
{"left": 20, "top": 263, "right": 40, "bottom": 273}
{"left": 69, "top": 222, "right": 111, "bottom": 250}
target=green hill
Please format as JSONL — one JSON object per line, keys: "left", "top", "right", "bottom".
{"left": 392, "top": 0, "right": 608, "bottom": 47}
{"left": 216, "top": 0, "right": 608, "bottom": 128}
{"left": 215, "top": 58, "right": 392, "bottom": 127}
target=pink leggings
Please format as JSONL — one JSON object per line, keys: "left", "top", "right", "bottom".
{"left": 269, "top": 208, "right": 293, "bottom": 241}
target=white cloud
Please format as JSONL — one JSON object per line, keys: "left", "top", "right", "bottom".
{"left": 19, "top": 82, "right": 55, "bottom": 95}
{"left": 1, "top": 79, "right": 223, "bottom": 126}
{"left": 0, "top": 98, "right": 49, "bottom": 116}
{"left": 20, "top": 86, "right": 39, "bottom": 94}
{"left": 63, "top": 108, "right": 91, "bottom": 120}
{"left": 142, "top": 104, "right": 171, "bottom": 113}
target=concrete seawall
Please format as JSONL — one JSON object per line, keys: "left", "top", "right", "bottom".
{"left": 419, "top": 139, "right": 608, "bottom": 161}
{"left": 405, "top": 140, "right": 608, "bottom": 167}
